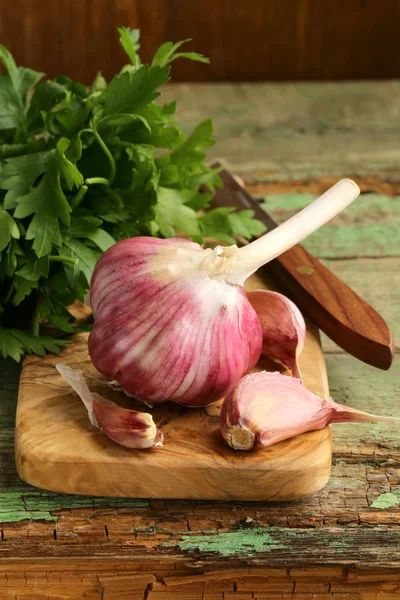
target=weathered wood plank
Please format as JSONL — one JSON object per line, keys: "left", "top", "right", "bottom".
{"left": 260, "top": 193, "right": 400, "bottom": 258}
{"left": 326, "top": 353, "right": 400, "bottom": 459}
{"left": 0, "top": 353, "right": 398, "bottom": 566}
{"left": 162, "top": 82, "right": 400, "bottom": 184}
{"left": 0, "top": 561, "right": 398, "bottom": 600}
{"left": 0, "top": 82, "right": 399, "bottom": 586}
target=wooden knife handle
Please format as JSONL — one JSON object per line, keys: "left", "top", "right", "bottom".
{"left": 211, "top": 168, "right": 394, "bottom": 370}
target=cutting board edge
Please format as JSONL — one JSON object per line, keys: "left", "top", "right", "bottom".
{"left": 15, "top": 424, "right": 332, "bottom": 501}
{"left": 15, "top": 272, "right": 332, "bottom": 501}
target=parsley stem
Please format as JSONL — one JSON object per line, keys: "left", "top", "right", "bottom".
{"left": 86, "top": 177, "right": 110, "bottom": 186}
{"left": 70, "top": 185, "right": 88, "bottom": 210}
{"left": 91, "top": 128, "right": 117, "bottom": 186}
{"left": 49, "top": 256, "right": 79, "bottom": 265}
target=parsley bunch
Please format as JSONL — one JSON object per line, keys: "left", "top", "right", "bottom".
{"left": 0, "top": 28, "right": 265, "bottom": 362}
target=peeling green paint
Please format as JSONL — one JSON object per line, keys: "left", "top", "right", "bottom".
{"left": 165, "top": 526, "right": 357, "bottom": 557}
{"left": 371, "top": 493, "right": 399, "bottom": 510}
{"left": 326, "top": 354, "right": 400, "bottom": 452}
{"left": 0, "top": 490, "right": 148, "bottom": 524}
{"left": 261, "top": 193, "right": 400, "bottom": 214}
{"left": 166, "top": 527, "right": 287, "bottom": 557}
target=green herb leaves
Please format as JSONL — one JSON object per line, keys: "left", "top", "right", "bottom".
{"left": 0, "top": 28, "right": 265, "bottom": 362}
{"left": 103, "top": 65, "right": 170, "bottom": 117}
{"left": 0, "top": 208, "right": 19, "bottom": 252}
{"left": 0, "top": 44, "right": 44, "bottom": 131}
{"left": 0, "top": 328, "right": 67, "bottom": 362}
{"left": 152, "top": 39, "right": 209, "bottom": 67}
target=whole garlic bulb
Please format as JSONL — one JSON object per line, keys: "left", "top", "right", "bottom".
{"left": 89, "top": 179, "right": 360, "bottom": 407}
{"left": 89, "top": 238, "right": 262, "bottom": 406}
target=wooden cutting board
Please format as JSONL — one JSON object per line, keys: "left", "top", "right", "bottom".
{"left": 15, "top": 273, "right": 332, "bottom": 501}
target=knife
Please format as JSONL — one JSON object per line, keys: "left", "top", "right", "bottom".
{"left": 210, "top": 167, "right": 394, "bottom": 371}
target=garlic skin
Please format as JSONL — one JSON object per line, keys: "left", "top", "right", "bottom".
{"left": 88, "top": 180, "right": 360, "bottom": 408}
{"left": 88, "top": 237, "right": 263, "bottom": 407}
{"left": 247, "top": 290, "right": 306, "bottom": 378}
{"left": 221, "top": 371, "right": 397, "bottom": 451}
{"left": 55, "top": 365, "right": 163, "bottom": 449}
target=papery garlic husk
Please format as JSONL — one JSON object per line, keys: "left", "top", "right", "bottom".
{"left": 55, "top": 365, "right": 163, "bottom": 449}
{"left": 88, "top": 179, "right": 360, "bottom": 407}
{"left": 220, "top": 371, "right": 397, "bottom": 451}
{"left": 247, "top": 290, "right": 306, "bottom": 378}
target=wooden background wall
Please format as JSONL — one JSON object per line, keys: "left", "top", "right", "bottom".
{"left": 1, "top": 0, "right": 400, "bottom": 83}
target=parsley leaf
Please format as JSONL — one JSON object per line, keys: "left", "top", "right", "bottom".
{"left": 11, "top": 145, "right": 73, "bottom": 257}
{"left": 118, "top": 27, "right": 141, "bottom": 67}
{"left": 0, "top": 207, "right": 19, "bottom": 252}
{"left": 1, "top": 151, "right": 50, "bottom": 209}
{"left": 27, "top": 80, "right": 66, "bottom": 133}
{"left": 0, "top": 45, "right": 43, "bottom": 131}
{"left": 102, "top": 65, "right": 170, "bottom": 117}
{"left": 0, "top": 328, "right": 67, "bottom": 362}
{"left": 200, "top": 208, "right": 266, "bottom": 243}
{"left": 16, "top": 255, "right": 49, "bottom": 281}
{"left": 152, "top": 39, "right": 209, "bottom": 67}
{"left": 228, "top": 210, "right": 267, "bottom": 239}
{"left": 0, "top": 28, "right": 265, "bottom": 363}
{"left": 155, "top": 187, "right": 201, "bottom": 238}
{"left": 10, "top": 277, "right": 39, "bottom": 306}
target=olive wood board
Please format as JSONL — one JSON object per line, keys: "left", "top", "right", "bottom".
{"left": 15, "top": 273, "right": 332, "bottom": 501}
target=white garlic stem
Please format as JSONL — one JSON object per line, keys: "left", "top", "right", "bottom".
{"left": 227, "top": 178, "right": 360, "bottom": 285}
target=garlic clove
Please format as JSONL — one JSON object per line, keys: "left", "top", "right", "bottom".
{"left": 220, "top": 371, "right": 397, "bottom": 451}
{"left": 55, "top": 365, "right": 163, "bottom": 449}
{"left": 89, "top": 180, "right": 360, "bottom": 407}
{"left": 247, "top": 290, "right": 306, "bottom": 379}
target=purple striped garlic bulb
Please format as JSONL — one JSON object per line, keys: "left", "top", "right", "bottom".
{"left": 89, "top": 238, "right": 263, "bottom": 407}
{"left": 89, "top": 179, "right": 360, "bottom": 407}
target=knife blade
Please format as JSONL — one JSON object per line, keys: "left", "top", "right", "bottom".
{"left": 210, "top": 167, "right": 394, "bottom": 370}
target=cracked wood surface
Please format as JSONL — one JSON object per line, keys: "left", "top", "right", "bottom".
{"left": 0, "top": 82, "right": 399, "bottom": 596}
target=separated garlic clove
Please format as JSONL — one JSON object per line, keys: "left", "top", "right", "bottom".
{"left": 55, "top": 365, "right": 163, "bottom": 449}
{"left": 89, "top": 179, "right": 360, "bottom": 407}
{"left": 220, "top": 371, "right": 397, "bottom": 451}
{"left": 247, "top": 290, "right": 306, "bottom": 378}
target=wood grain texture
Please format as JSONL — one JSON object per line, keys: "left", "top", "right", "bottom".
{"left": 320, "top": 258, "right": 400, "bottom": 353}
{"left": 0, "top": 561, "right": 399, "bottom": 600}
{"left": 161, "top": 82, "right": 400, "bottom": 185}
{"left": 15, "top": 273, "right": 331, "bottom": 501}
{"left": 1, "top": 0, "right": 400, "bottom": 83}
{"left": 212, "top": 169, "right": 394, "bottom": 370}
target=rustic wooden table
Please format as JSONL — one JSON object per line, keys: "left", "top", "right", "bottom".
{"left": 1, "top": 82, "right": 399, "bottom": 599}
